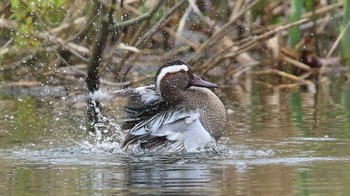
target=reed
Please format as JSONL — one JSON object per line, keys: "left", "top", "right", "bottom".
{"left": 288, "top": 0, "right": 304, "bottom": 48}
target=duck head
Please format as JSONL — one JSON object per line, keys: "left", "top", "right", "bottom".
{"left": 155, "top": 60, "right": 217, "bottom": 104}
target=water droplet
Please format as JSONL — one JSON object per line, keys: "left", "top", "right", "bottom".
{"left": 236, "top": 162, "right": 247, "bottom": 172}
{"left": 227, "top": 109, "right": 234, "bottom": 115}
{"left": 79, "top": 125, "right": 87, "bottom": 131}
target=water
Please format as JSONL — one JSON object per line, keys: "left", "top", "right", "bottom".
{"left": 1, "top": 79, "right": 350, "bottom": 195}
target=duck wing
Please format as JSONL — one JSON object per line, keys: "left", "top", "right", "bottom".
{"left": 122, "top": 108, "right": 215, "bottom": 152}
{"left": 118, "top": 85, "right": 168, "bottom": 129}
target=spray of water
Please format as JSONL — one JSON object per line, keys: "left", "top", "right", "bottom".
{"left": 71, "top": 90, "right": 128, "bottom": 153}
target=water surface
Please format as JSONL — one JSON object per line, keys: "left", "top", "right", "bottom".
{"left": 1, "top": 79, "right": 350, "bottom": 195}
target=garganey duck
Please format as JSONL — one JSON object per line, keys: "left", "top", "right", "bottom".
{"left": 120, "top": 60, "right": 226, "bottom": 153}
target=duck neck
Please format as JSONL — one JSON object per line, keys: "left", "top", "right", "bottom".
{"left": 160, "top": 84, "right": 185, "bottom": 105}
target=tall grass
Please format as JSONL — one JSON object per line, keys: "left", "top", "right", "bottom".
{"left": 288, "top": 0, "right": 304, "bottom": 48}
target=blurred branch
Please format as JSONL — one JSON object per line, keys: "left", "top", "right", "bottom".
{"left": 109, "top": 0, "right": 164, "bottom": 30}
{"left": 188, "top": 0, "right": 261, "bottom": 65}
{"left": 302, "top": 1, "right": 343, "bottom": 18}
{"left": 320, "top": 17, "right": 350, "bottom": 75}
{"left": 253, "top": 69, "right": 315, "bottom": 92}
{"left": 35, "top": 32, "right": 90, "bottom": 60}
{"left": 188, "top": 0, "right": 214, "bottom": 27}
{"left": 115, "top": 0, "right": 187, "bottom": 81}
{"left": 208, "top": 0, "right": 343, "bottom": 75}
{"left": 135, "top": 0, "right": 187, "bottom": 48}
{"left": 281, "top": 55, "right": 311, "bottom": 71}
{"left": 162, "top": 26, "right": 198, "bottom": 49}
{"left": 237, "top": 18, "right": 311, "bottom": 49}
{"left": 201, "top": 17, "right": 313, "bottom": 75}
{"left": 2, "top": 0, "right": 347, "bottom": 96}
{"left": 238, "top": 1, "right": 343, "bottom": 41}
{"left": 0, "top": 18, "right": 16, "bottom": 30}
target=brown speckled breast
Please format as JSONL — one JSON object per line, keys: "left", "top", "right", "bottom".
{"left": 181, "top": 87, "right": 227, "bottom": 140}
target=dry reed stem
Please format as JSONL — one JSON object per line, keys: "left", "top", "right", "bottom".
{"left": 253, "top": 69, "right": 315, "bottom": 88}
{"left": 134, "top": 0, "right": 187, "bottom": 48}
{"left": 320, "top": 16, "right": 350, "bottom": 75}
{"left": 231, "top": 0, "right": 245, "bottom": 20}
{"left": 191, "top": 0, "right": 339, "bottom": 75}
{"left": 187, "top": 0, "right": 261, "bottom": 65}
{"left": 277, "top": 83, "right": 301, "bottom": 89}
{"left": 280, "top": 55, "right": 312, "bottom": 71}
{"left": 110, "top": 0, "right": 164, "bottom": 30}
{"left": 253, "top": 80, "right": 275, "bottom": 89}
{"left": 237, "top": 18, "right": 312, "bottom": 50}
{"left": 35, "top": 32, "right": 90, "bottom": 60}
{"left": 232, "top": 61, "right": 260, "bottom": 79}
{"left": 113, "top": 1, "right": 166, "bottom": 74}
{"left": 302, "top": 1, "right": 343, "bottom": 18}
{"left": 188, "top": 0, "right": 261, "bottom": 74}
{"left": 188, "top": 0, "right": 214, "bottom": 27}
{"left": 162, "top": 27, "right": 199, "bottom": 49}
{"left": 254, "top": 80, "right": 306, "bottom": 90}
{"left": 117, "top": 0, "right": 187, "bottom": 79}
{"left": 199, "top": 17, "right": 313, "bottom": 75}
{"left": 253, "top": 73, "right": 315, "bottom": 92}
{"left": 241, "top": 1, "right": 343, "bottom": 39}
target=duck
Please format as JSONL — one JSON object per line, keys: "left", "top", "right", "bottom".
{"left": 118, "top": 59, "right": 226, "bottom": 153}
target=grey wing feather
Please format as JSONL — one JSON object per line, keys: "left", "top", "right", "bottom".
{"left": 109, "top": 85, "right": 168, "bottom": 129}
{"left": 124, "top": 109, "right": 215, "bottom": 151}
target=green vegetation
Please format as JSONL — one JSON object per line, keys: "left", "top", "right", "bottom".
{"left": 8, "top": 0, "right": 69, "bottom": 46}
{"left": 289, "top": 0, "right": 303, "bottom": 47}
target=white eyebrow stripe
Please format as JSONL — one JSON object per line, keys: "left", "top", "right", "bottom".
{"left": 156, "top": 64, "right": 188, "bottom": 90}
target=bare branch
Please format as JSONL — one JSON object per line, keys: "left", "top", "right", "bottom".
{"left": 110, "top": 0, "right": 165, "bottom": 31}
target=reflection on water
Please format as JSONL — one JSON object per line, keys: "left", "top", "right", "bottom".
{"left": 1, "top": 79, "right": 350, "bottom": 195}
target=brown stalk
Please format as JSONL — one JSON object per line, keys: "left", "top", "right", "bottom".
{"left": 134, "top": 0, "right": 187, "bottom": 48}
{"left": 34, "top": 32, "right": 90, "bottom": 60}
{"left": 110, "top": 0, "right": 164, "bottom": 30}
{"left": 113, "top": 0, "right": 167, "bottom": 81}
{"left": 302, "top": 1, "right": 343, "bottom": 18}
{"left": 116, "top": 0, "right": 188, "bottom": 81}
{"left": 187, "top": 0, "right": 261, "bottom": 65}
{"left": 253, "top": 69, "right": 314, "bottom": 88}
{"left": 236, "top": 1, "right": 343, "bottom": 42}
{"left": 162, "top": 27, "right": 198, "bottom": 49}
{"left": 280, "top": 55, "right": 311, "bottom": 71}
{"left": 198, "top": 16, "right": 314, "bottom": 74}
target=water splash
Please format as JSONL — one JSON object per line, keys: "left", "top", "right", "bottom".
{"left": 80, "top": 98, "right": 126, "bottom": 153}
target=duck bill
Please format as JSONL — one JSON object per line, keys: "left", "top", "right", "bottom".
{"left": 191, "top": 74, "right": 218, "bottom": 88}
